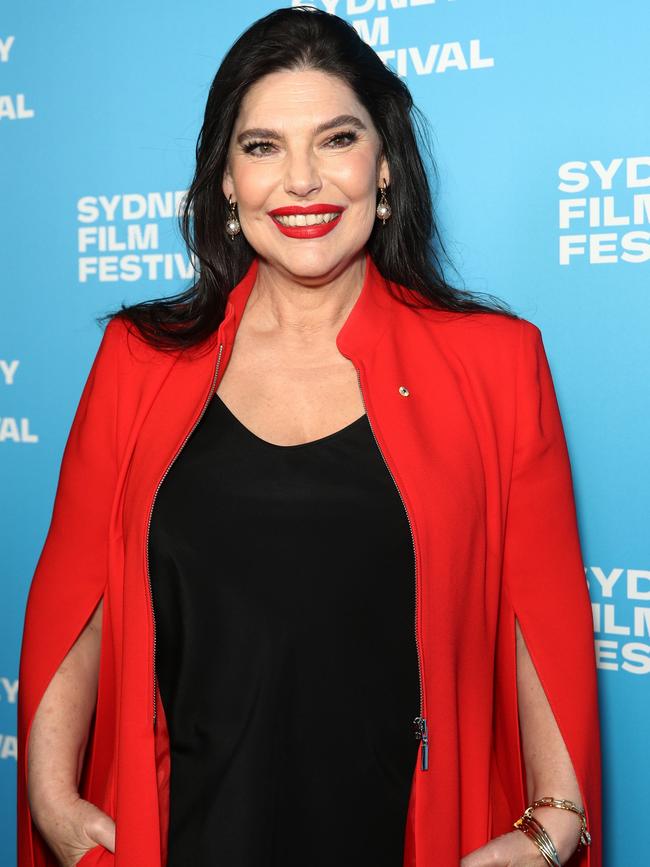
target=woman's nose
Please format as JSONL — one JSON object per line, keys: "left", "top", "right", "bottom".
{"left": 283, "top": 148, "right": 322, "bottom": 198}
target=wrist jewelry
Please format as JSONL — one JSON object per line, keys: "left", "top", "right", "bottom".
{"left": 528, "top": 797, "right": 591, "bottom": 849}
{"left": 513, "top": 812, "right": 562, "bottom": 866}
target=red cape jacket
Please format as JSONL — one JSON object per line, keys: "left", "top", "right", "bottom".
{"left": 18, "top": 250, "right": 602, "bottom": 867}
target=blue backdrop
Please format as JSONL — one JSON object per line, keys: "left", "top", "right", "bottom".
{"left": 2, "top": 2, "right": 648, "bottom": 864}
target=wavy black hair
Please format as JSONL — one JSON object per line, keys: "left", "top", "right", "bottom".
{"left": 101, "top": 5, "right": 517, "bottom": 348}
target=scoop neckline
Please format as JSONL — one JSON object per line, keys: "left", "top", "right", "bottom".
{"left": 213, "top": 393, "right": 368, "bottom": 450}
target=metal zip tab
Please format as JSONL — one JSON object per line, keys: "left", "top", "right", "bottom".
{"left": 352, "top": 366, "right": 429, "bottom": 772}
{"left": 413, "top": 715, "right": 429, "bottom": 771}
{"left": 145, "top": 340, "right": 226, "bottom": 727}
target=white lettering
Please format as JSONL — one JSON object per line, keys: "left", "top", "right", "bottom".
{"left": 594, "top": 639, "right": 618, "bottom": 670}
{"left": 594, "top": 639, "right": 650, "bottom": 674}
{"left": 559, "top": 157, "right": 650, "bottom": 193}
{"left": 349, "top": 0, "right": 375, "bottom": 13}
{"left": 627, "top": 156, "right": 650, "bottom": 188}
{"left": 602, "top": 604, "right": 630, "bottom": 636}
{"left": 0, "top": 678, "right": 18, "bottom": 704}
{"left": 628, "top": 570, "right": 650, "bottom": 601}
{"left": 378, "top": 39, "right": 492, "bottom": 77}
{"left": 0, "top": 36, "right": 15, "bottom": 63}
{"left": 408, "top": 44, "right": 439, "bottom": 75}
{"left": 79, "top": 253, "right": 194, "bottom": 283}
{"left": 0, "top": 417, "right": 39, "bottom": 443}
{"left": 559, "top": 232, "right": 650, "bottom": 265}
{"left": 592, "top": 603, "right": 650, "bottom": 639}
{"left": 0, "top": 735, "right": 17, "bottom": 761}
{"left": 436, "top": 41, "right": 469, "bottom": 73}
{"left": 352, "top": 16, "right": 389, "bottom": 46}
{"left": 590, "top": 158, "right": 624, "bottom": 191}
{"left": 77, "top": 192, "right": 187, "bottom": 224}
{"left": 558, "top": 162, "right": 590, "bottom": 194}
{"left": 294, "top": 0, "right": 437, "bottom": 11}
{"left": 588, "top": 566, "right": 624, "bottom": 598}
{"left": 78, "top": 223, "right": 159, "bottom": 253}
{"left": 621, "top": 643, "right": 650, "bottom": 675}
{"left": 0, "top": 360, "right": 19, "bottom": 385}
{"left": 559, "top": 199, "right": 585, "bottom": 229}
{"left": 561, "top": 195, "right": 650, "bottom": 230}
{"left": 469, "top": 38, "right": 494, "bottom": 69}
{"left": 634, "top": 608, "right": 650, "bottom": 638}
{"left": 0, "top": 93, "right": 35, "bottom": 120}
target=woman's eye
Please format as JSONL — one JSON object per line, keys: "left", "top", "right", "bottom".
{"left": 241, "top": 130, "right": 358, "bottom": 157}
{"left": 326, "top": 131, "right": 358, "bottom": 147}
{"left": 243, "top": 141, "right": 273, "bottom": 154}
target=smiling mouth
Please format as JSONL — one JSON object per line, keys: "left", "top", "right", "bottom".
{"left": 272, "top": 212, "right": 342, "bottom": 227}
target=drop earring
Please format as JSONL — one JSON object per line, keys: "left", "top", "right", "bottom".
{"left": 225, "top": 194, "right": 241, "bottom": 239}
{"left": 376, "top": 178, "right": 392, "bottom": 225}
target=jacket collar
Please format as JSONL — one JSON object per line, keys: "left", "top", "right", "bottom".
{"left": 221, "top": 248, "right": 395, "bottom": 361}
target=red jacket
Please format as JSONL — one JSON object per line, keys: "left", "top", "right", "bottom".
{"left": 18, "top": 250, "right": 602, "bottom": 866}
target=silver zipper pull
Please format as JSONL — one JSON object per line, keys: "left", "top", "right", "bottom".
{"left": 413, "top": 716, "right": 429, "bottom": 771}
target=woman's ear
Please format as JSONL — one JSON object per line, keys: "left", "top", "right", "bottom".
{"left": 222, "top": 165, "right": 234, "bottom": 201}
{"left": 378, "top": 152, "right": 390, "bottom": 189}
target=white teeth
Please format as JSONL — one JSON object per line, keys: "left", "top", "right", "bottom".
{"left": 273, "top": 212, "right": 340, "bottom": 227}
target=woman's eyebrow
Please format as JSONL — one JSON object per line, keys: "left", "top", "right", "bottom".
{"left": 236, "top": 114, "right": 367, "bottom": 144}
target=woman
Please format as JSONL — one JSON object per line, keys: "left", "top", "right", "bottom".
{"left": 18, "top": 7, "right": 601, "bottom": 867}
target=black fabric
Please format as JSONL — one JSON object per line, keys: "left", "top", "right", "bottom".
{"left": 149, "top": 392, "right": 420, "bottom": 866}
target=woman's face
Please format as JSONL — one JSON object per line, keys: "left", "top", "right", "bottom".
{"left": 222, "top": 68, "right": 390, "bottom": 281}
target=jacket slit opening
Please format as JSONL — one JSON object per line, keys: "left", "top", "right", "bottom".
{"left": 513, "top": 612, "right": 592, "bottom": 867}
{"left": 22, "top": 586, "right": 106, "bottom": 864}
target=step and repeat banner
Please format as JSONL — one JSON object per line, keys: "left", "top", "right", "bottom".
{"left": 1, "top": 1, "right": 648, "bottom": 864}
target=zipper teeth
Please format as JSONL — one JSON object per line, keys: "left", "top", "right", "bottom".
{"left": 353, "top": 367, "right": 424, "bottom": 721}
{"left": 145, "top": 342, "right": 225, "bottom": 726}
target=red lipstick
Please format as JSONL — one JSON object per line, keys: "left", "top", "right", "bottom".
{"left": 268, "top": 203, "right": 345, "bottom": 239}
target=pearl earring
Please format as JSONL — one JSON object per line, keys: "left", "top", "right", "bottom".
{"left": 225, "top": 194, "right": 241, "bottom": 239}
{"left": 376, "top": 178, "right": 392, "bottom": 224}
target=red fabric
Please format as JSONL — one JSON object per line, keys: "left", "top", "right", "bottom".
{"left": 18, "top": 250, "right": 602, "bottom": 866}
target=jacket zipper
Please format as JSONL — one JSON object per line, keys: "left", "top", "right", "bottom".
{"left": 145, "top": 341, "right": 225, "bottom": 727}
{"left": 353, "top": 366, "right": 428, "bottom": 772}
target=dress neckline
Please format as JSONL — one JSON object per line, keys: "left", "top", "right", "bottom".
{"left": 213, "top": 394, "right": 368, "bottom": 450}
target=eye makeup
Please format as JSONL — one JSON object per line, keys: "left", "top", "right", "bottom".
{"left": 240, "top": 129, "right": 360, "bottom": 157}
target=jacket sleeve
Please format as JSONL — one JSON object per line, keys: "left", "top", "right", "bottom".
{"left": 17, "top": 317, "right": 125, "bottom": 866}
{"left": 500, "top": 320, "right": 602, "bottom": 867}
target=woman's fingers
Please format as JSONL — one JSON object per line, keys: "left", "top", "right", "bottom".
{"left": 33, "top": 793, "right": 116, "bottom": 866}
{"left": 81, "top": 801, "right": 116, "bottom": 853}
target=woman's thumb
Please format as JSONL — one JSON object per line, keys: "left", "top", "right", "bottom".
{"left": 83, "top": 802, "right": 116, "bottom": 854}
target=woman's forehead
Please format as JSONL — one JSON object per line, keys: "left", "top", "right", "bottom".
{"left": 234, "top": 69, "right": 365, "bottom": 127}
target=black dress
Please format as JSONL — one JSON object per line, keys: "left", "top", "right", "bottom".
{"left": 148, "top": 392, "right": 421, "bottom": 866}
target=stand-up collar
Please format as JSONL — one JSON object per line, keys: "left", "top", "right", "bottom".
{"left": 222, "top": 248, "right": 395, "bottom": 360}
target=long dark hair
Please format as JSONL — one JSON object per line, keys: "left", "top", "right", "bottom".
{"left": 100, "top": 6, "right": 517, "bottom": 349}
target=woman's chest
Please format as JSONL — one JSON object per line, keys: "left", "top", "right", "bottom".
{"left": 215, "top": 325, "right": 366, "bottom": 446}
{"left": 119, "top": 331, "right": 510, "bottom": 590}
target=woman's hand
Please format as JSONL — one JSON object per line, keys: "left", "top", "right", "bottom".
{"left": 31, "top": 790, "right": 115, "bottom": 867}
{"left": 461, "top": 803, "right": 583, "bottom": 866}
{"left": 460, "top": 829, "right": 547, "bottom": 866}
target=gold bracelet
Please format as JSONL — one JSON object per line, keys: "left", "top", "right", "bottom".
{"left": 528, "top": 797, "right": 592, "bottom": 850}
{"left": 513, "top": 813, "right": 562, "bottom": 866}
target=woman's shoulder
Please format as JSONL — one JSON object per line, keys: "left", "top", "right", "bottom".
{"left": 404, "top": 303, "right": 543, "bottom": 372}
{"left": 415, "top": 303, "right": 538, "bottom": 338}
{"left": 85, "top": 316, "right": 186, "bottom": 421}
{"left": 100, "top": 314, "right": 179, "bottom": 364}
{"left": 96, "top": 313, "right": 226, "bottom": 409}
{"left": 397, "top": 306, "right": 558, "bottom": 422}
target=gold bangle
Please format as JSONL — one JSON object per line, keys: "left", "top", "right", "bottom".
{"left": 528, "top": 797, "right": 592, "bottom": 849}
{"left": 513, "top": 813, "right": 562, "bottom": 866}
